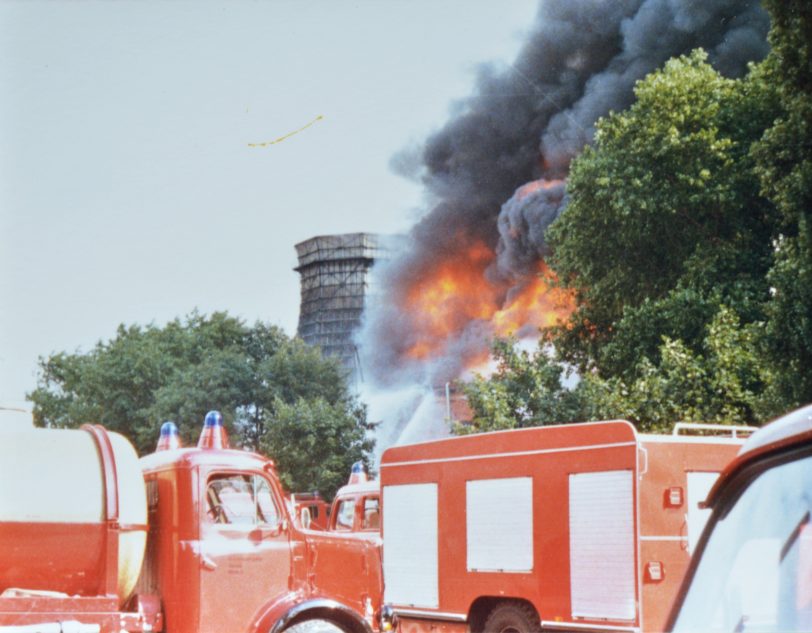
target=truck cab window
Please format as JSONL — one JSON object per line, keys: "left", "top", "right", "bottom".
{"left": 255, "top": 477, "right": 279, "bottom": 527}
{"left": 334, "top": 498, "right": 356, "bottom": 531}
{"left": 207, "top": 474, "right": 279, "bottom": 527}
{"left": 362, "top": 497, "right": 380, "bottom": 530}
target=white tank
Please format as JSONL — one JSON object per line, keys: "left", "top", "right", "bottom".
{"left": 0, "top": 426, "right": 147, "bottom": 603}
{"left": 0, "top": 408, "right": 34, "bottom": 431}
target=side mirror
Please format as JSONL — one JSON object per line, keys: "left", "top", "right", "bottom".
{"left": 300, "top": 507, "right": 312, "bottom": 529}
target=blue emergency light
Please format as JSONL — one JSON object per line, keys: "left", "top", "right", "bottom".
{"left": 156, "top": 420, "right": 181, "bottom": 451}
{"left": 349, "top": 460, "right": 369, "bottom": 484}
{"left": 198, "top": 410, "right": 229, "bottom": 449}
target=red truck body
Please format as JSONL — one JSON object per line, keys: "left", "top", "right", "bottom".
{"left": 0, "top": 422, "right": 383, "bottom": 633}
{"left": 291, "top": 466, "right": 382, "bottom": 536}
{"left": 379, "top": 420, "right": 745, "bottom": 633}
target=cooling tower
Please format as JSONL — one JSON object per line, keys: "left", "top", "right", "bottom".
{"left": 295, "top": 233, "right": 390, "bottom": 371}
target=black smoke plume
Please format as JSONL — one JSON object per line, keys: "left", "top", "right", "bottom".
{"left": 360, "top": 0, "right": 769, "bottom": 386}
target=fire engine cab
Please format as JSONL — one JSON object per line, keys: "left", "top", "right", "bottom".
{"left": 289, "top": 463, "right": 381, "bottom": 536}
{"left": 379, "top": 420, "right": 747, "bottom": 633}
{"left": 291, "top": 493, "right": 330, "bottom": 530}
{"left": 0, "top": 412, "right": 383, "bottom": 633}
{"left": 329, "top": 463, "right": 381, "bottom": 536}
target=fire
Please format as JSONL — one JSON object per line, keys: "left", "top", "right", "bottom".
{"left": 404, "top": 241, "right": 501, "bottom": 359}
{"left": 402, "top": 242, "right": 574, "bottom": 363}
{"left": 515, "top": 178, "right": 565, "bottom": 201}
{"left": 492, "top": 262, "right": 574, "bottom": 335}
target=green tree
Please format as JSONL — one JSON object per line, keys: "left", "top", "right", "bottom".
{"left": 583, "top": 307, "right": 778, "bottom": 431}
{"left": 458, "top": 337, "right": 587, "bottom": 434}
{"left": 462, "top": 309, "right": 778, "bottom": 433}
{"left": 29, "top": 311, "right": 372, "bottom": 495}
{"left": 546, "top": 50, "right": 781, "bottom": 382}
{"left": 752, "top": 0, "right": 812, "bottom": 406}
{"left": 463, "top": 12, "right": 812, "bottom": 430}
{"left": 465, "top": 50, "right": 798, "bottom": 432}
{"left": 261, "top": 397, "right": 374, "bottom": 499}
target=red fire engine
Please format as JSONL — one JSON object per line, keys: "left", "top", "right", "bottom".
{"left": 328, "top": 463, "right": 381, "bottom": 537}
{"left": 0, "top": 412, "right": 384, "bottom": 633}
{"left": 379, "top": 420, "right": 748, "bottom": 633}
{"left": 289, "top": 463, "right": 381, "bottom": 535}
{"left": 290, "top": 492, "right": 330, "bottom": 530}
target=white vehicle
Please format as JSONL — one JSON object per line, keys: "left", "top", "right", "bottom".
{"left": 667, "top": 404, "right": 812, "bottom": 632}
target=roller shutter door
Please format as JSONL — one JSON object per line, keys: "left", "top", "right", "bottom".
{"left": 569, "top": 470, "right": 636, "bottom": 621}
{"left": 383, "top": 483, "right": 438, "bottom": 608}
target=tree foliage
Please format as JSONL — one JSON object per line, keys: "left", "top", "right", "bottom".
{"left": 752, "top": 0, "right": 812, "bottom": 406}
{"left": 582, "top": 307, "right": 779, "bottom": 431}
{"left": 546, "top": 50, "right": 780, "bottom": 381}
{"left": 29, "top": 311, "right": 373, "bottom": 496}
{"left": 463, "top": 5, "right": 812, "bottom": 431}
{"left": 462, "top": 306, "right": 779, "bottom": 434}
{"left": 261, "top": 397, "right": 374, "bottom": 499}
{"left": 459, "top": 337, "right": 588, "bottom": 434}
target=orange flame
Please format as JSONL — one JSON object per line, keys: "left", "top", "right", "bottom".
{"left": 515, "top": 178, "right": 565, "bottom": 200}
{"left": 404, "top": 241, "right": 501, "bottom": 360}
{"left": 402, "top": 241, "right": 574, "bottom": 364}
{"left": 492, "top": 261, "right": 573, "bottom": 335}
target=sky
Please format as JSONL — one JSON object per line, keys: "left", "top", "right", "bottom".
{"left": 0, "top": 0, "right": 539, "bottom": 409}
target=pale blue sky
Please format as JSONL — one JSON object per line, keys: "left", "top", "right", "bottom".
{"left": 0, "top": 0, "right": 539, "bottom": 408}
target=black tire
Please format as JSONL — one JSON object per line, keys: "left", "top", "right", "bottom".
{"left": 283, "top": 619, "right": 348, "bottom": 633}
{"left": 482, "top": 602, "right": 542, "bottom": 633}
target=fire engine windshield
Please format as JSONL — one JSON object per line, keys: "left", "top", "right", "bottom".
{"left": 672, "top": 451, "right": 812, "bottom": 633}
{"left": 207, "top": 474, "right": 280, "bottom": 527}
{"left": 334, "top": 497, "right": 356, "bottom": 530}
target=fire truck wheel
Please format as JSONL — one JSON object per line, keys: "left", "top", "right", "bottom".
{"left": 284, "top": 619, "right": 348, "bottom": 633}
{"left": 482, "top": 602, "right": 542, "bottom": 633}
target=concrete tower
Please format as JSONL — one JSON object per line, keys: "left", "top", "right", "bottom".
{"left": 294, "top": 233, "right": 388, "bottom": 371}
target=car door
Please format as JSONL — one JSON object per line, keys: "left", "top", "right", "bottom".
{"left": 198, "top": 471, "right": 291, "bottom": 633}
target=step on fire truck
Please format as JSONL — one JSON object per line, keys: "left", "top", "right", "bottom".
{"left": 0, "top": 412, "right": 384, "bottom": 633}
{"left": 379, "top": 420, "right": 749, "bottom": 633}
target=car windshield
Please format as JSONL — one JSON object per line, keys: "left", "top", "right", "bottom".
{"left": 672, "top": 452, "right": 812, "bottom": 633}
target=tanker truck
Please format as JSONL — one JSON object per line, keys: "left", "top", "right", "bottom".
{"left": 0, "top": 412, "right": 386, "bottom": 633}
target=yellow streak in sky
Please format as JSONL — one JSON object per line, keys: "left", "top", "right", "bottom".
{"left": 248, "top": 115, "right": 324, "bottom": 148}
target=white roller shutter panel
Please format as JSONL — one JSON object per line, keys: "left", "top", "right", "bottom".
{"left": 569, "top": 470, "right": 636, "bottom": 621}
{"left": 686, "top": 471, "right": 720, "bottom": 554}
{"left": 467, "top": 477, "right": 533, "bottom": 572}
{"left": 383, "top": 483, "right": 438, "bottom": 608}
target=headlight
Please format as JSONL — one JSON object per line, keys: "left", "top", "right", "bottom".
{"left": 379, "top": 604, "right": 398, "bottom": 632}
